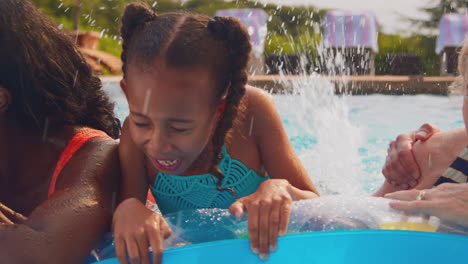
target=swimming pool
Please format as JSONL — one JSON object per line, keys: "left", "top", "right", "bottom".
{"left": 103, "top": 79, "right": 463, "bottom": 195}
{"left": 98, "top": 80, "right": 467, "bottom": 264}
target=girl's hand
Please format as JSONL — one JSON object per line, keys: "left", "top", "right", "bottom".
{"left": 112, "top": 198, "right": 172, "bottom": 264}
{"left": 382, "top": 123, "right": 440, "bottom": 189}
{"left": 229, "top": 179, "right": 294, "bottom": 261}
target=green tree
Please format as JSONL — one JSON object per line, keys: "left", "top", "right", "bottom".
{"left": 413, "top": 0, "right": 468, "bottom": 30}
{"left": 31, "top": 0, "right": 324, "bottom": 59}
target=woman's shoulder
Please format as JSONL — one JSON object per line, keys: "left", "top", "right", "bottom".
{"left": 68, "top": 126, "right": 119, "bottom": 164}
{"left": 57, "top": 126, "right": 119, "bottom": 190}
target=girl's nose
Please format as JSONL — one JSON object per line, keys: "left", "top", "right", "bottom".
{"left": 148, "top": 128, "right": 173, "bottom": 155}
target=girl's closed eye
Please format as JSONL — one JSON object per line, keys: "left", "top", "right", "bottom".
{"left": 170, "top": 126, "right": 191, "bottom": 133}
{"left": 130, "top": 112, "right": 152, "bottom": 128}
{"left": 131, "top": 117, "right": 151, "bottom": 128}
{"left": 134, "top": 121, "right": 150, "bottom": 128}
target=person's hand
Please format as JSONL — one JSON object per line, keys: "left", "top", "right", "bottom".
{"left": 0, "top": 203, "right": 27, "bottom": 224}
{"left": 112, "top": 198, "right": 172, "bottom": 264}
{"left": 385, "top": 183, "right": 468, "bottom": 228}
{"left": 0, "top": 210, "right": 12, "bottom": 224}
{"left": 382, "top": 123, "right": 440, "bottom": 189}
{"left": 229, "top": 179, "right": 293, "bottom": 260}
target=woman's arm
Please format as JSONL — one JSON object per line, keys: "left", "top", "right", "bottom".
{"left": 374, "top": 127, "right": 468, "bottom": 196}
{"left": 0, "top": 203, "right": 27, "bottom": 224}
{"left": 0, "top": 138, "right": 119, "bottom": 264}
{"left": 412, "top": 127, "right": 468, "bottom": 189}
{"left": 381, "top": 123, "right": 440, "bottom": 189}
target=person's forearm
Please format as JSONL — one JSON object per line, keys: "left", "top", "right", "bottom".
{"left": 373, "top": 180, "right": 403, "bottom": 197}
{"left": 0, "top": 221, "right": 97, "bottom": 264}
{"left": 413, "top": 127, "right": 468, "bottom": 189}
{"left": 0, "top": 224, "right": 61, "bottom": 264}
{"left": 287, "top": 185, "right": 319, "bottom": 200}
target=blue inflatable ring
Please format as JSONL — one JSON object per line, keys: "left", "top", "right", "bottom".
{"left": 94, "top": 230, "right": 468, "bottom": 263}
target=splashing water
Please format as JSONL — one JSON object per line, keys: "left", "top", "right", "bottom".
{"left": 273, "top": 73, "right": 367, "bottom": 195}
{"left": 264, "top": 32, "right": 369, "bottom": 195}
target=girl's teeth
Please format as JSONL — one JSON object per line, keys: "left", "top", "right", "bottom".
{"left": 158, "top": 160, "right": 177, "bottom": 166}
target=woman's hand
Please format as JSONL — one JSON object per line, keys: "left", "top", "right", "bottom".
{"left": 385, "top": 183, "right": 468, "bottom": 228}
{"left": 382, "top": 123, "right": 440, "bottom": 189}
{"left": 112, "top": 198, "right": 172, "bottom": 264}
{"left": 229, "top": 179, "right": 295, "bottom": 261}
{"left": 0, "top": 203, "right": 27, "bottom": 224}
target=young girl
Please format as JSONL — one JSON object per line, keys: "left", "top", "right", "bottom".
{"left": 0, "top": 0, "right": 121, "bottom": 263}
{"left": 112, "top": 3, "right": 319, "bottom": 263}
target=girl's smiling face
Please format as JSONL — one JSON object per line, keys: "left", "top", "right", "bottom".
{"left": 122, "top": 62, "right": 222, "bottom": 175}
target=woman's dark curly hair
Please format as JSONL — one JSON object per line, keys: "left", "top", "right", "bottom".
{"left": 0, "top": 0, "right": 120, "bottom": 138}
{"left": 120, "top": 3, "right": 252, "bottom": 196}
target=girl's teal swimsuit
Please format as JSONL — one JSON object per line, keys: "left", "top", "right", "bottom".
{"left": 151, "top": 146, "right": 269, "bottom": 215}
{"left": 86, "top": 147, "right": 269, "bottom": 263}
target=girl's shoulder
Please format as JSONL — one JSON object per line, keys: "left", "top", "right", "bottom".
{"left": 225, "top": 86, "right": 268, "bottom": 171}
{"left": 243, "top": 85, "right": 272, "bottom": 105}
{"left": 241, "top": 85, "right": 277, "bottom": 121}
{"left": 241, "top": 85, "right": 279, "bottom": 134}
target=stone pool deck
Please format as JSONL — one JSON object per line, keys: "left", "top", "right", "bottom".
{"left": 101, "top": 75, "right": 457, "bottom": 95}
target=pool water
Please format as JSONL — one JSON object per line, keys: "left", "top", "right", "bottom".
{"left": 103, "top": 80, "right": 463, "bottom": 196}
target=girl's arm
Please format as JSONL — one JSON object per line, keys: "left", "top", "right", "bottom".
{"left": 113, "top": 119, "right": 172, "bottom": 264}
{"left": 0, "top": 138, "right": 119, "bottom": 264}
{"left": 118, "top": 119, "right": 148, "bottom": 202}
{"left": 229, "top": 86, "right": 318, "bottom": 261}
{"left": 249, "top": 86, "right": 318, "bottom": 198}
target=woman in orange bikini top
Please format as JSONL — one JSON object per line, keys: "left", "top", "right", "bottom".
{"left": 0, "top": 1, "right": 121, "bottom": 263}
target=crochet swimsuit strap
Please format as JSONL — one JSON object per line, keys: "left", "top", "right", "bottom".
{"left": 151, "top": 146, "right": 269, "bottom": 214}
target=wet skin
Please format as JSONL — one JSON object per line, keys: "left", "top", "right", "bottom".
{"left": 0, "top": 87, "right": 120, "bottom": 264}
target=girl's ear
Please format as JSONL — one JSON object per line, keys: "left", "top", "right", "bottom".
{"left": 120, "top": 79, "right": 128, "bottom": 98}
{"left": 0, "top": 86, "right": 11, "bottom": 114}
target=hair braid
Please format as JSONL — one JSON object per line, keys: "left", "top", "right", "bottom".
{"left": 120, "top": 3, "right": 157, "bottom": 77}
{"left": 207, "top": 16, "right": 251, "bottom": 197}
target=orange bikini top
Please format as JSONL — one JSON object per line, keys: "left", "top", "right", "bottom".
{"left": 48, "top": 129, "right": 111, "bottom": 198}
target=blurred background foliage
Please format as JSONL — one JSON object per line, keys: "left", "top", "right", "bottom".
{"left": 31, "top": 0, "right": 465, "bottom": 75}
